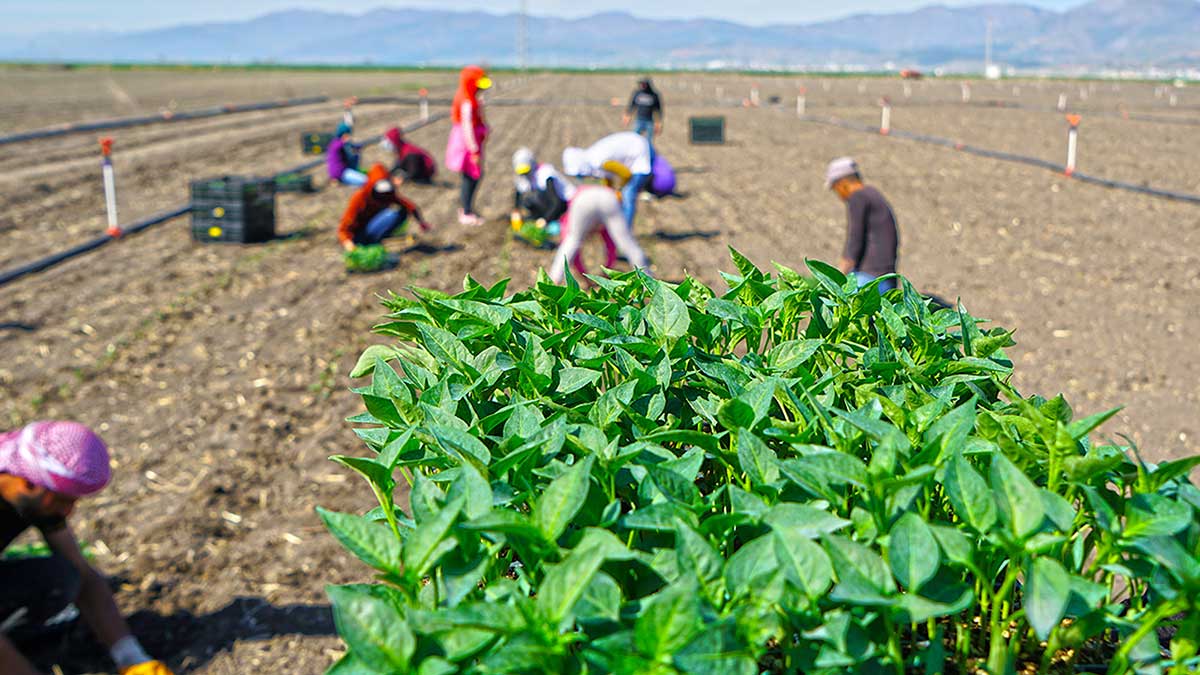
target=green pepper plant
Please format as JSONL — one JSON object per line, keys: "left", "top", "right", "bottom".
{"left": 320, "top": 251, "right": 1200, "bottom": 674}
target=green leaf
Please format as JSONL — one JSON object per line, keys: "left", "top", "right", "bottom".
{"left": 317, "top": 508, "right": 401, "bottom": 575}
{"left": 763, "top": 503, "right": 851, "bottom": 539}
{"left": 943, "top": 452, "right": 997, "bottom": 533}
{"left": 646, "top": 280, "right": 691, "bottom": 342}
{"left": 635, "top": 581, "right": 704, "bottom": 659}
{"left": 350, "top": 345, "right": 399, "bottom": 378}
{"left": 824, "top": 534, "right": 897, "bottom": 597}
{"left": 556, "top": 367, "right": 602, "bottom": 395}
{"left": 889, "top": 512, "right": 940, "bottom": 592}
{"left": 768, "top": 339, "right": 823, "bottom": 371}
{"left": 534, "top": 455, "right": 595, "bottom": 541}
{"left": 773, "top": 529, "right": 834, "bottom": 598}
{"left": 990, "top": 453, "right": 1045, "bottom": 540}
{"left": 327, "top": 585, "right": 413, "bottom": 671}
{"left": 736, "top": 429, "right": 779, "bottom": 486}
{"left": 648, "top": 464, "right": 701, "bottom": 506}
{"left": 675, "top": 521, "right": 723, "bottom": 586}
{"left": 1065, "top": 407, "right": 1121, "bottom": 441}
{"left": 673, "top": 621, "right": 757, "bottom": 675}
{"left": 402, "top": 497, "right": 463, "bottom": 580}
{"left": 430, "top": 424, "right": 491, "bottom": 467}
{"left": 929, "top": 524, "right": 976, "bottom": 571}
{"left": 575, "top": 571, "right": 622, "bottom": 624}
{"left": 1124, "top": 493, "right": 1193, "bottom": 538}
{"left": 1026, "top": 557, "right": 1071, "bottom": 640}
{"left": 537, "top": 542, "right": 607, "bottom": 629}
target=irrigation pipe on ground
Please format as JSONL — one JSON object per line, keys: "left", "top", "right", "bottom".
{"left": 795, "top": 113, "right": 1200, "bottom": 206}
{"left": 0, "top": 112, "right": 450, "bottom": 290}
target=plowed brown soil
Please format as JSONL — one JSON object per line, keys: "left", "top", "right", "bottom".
{"left": 0, "top": 70, "right": 1196, "bottom": 674}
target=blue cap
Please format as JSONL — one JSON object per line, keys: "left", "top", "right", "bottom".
{"left": 335, "top": 122, "right": 352, "bottom": 137}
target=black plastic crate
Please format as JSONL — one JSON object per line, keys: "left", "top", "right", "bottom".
{"left": 274, "top": 172, "right": 316, "bottom": 193}
{"left": 301, "top": 132, "right": 334, "bottom": 156}
{"left": 689, "top": 116, "right": 726, "bottom": 145}
{"left": 190, "top": 176, "right": 276, "bottom": 243}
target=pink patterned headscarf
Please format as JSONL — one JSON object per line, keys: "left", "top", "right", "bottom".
{"left": 0, "top": 421, "right": 111, "bottom": 497}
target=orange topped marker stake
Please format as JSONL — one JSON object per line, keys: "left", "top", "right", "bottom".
{"left": 99, "top": 137, "right": 121, "bottom": 237}
{"left": 1064, "top": 115, "right": 1081, "bottom": 176}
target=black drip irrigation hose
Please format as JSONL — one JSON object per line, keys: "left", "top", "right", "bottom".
{"left": 0, "top": 112, "right": 451, "bottom": 291}
{"left": 0, "top": 205, "right": 190, "bottom": 287}
{"left": 0, "top": 96, "right": 330, "bottom": 147}
{"left": 797, "top": 114, "right": 1200, "bottom": 206}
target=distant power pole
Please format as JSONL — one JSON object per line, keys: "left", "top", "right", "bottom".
{"left": 518, "top": 0, "right": 529, "bottom": 71}
{"left": 984, "top": 19, "right": 993, "bottom": 71}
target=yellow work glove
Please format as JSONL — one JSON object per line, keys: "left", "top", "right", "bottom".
{"left": 120, "top": 661, "right": 175, "bottom": 675}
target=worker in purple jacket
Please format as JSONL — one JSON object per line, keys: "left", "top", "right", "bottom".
{"left": 327, "top": 122, "right": 367, "bottom": 186}
{"left": 825, "top": 157, "right": 899, "bottom": 293}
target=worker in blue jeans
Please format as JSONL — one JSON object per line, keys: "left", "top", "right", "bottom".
{"left": 623, "top": 77, "right": 662, "bottom": 160}
{"left": 338, "top": 164, "right": 432, "bottom": 251}
{"left": 562, "top": 132, "right": 653, "bottom": 232}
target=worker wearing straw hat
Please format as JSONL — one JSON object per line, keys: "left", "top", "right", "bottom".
{"left": 0, "top": 421, "right": 174, "bottom": 675}
{"left": 825, "top": 157, "right": 899, "bottom": 293}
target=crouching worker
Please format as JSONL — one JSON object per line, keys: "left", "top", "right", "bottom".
{"left": 825, "top": 157, "right": 899, "bottom": 293}
{"left": 381, "top": 127, "right": 436, "bottom": 184}
{"left": 327, "top": 122, "right": 367, "bottom": 186}
{"left": 0, "top": 421, "right": 174, "bottom": 675}
{"left": 512, "top": 148, "right": 616, "bottom": 276}
{"left": 561, "top": 131, "right": 653, "bottom": 231}
{"left": 548, "top": 186, "right": 649, "bottom": 284}
{"left": 338, "top": 164, "right": 432, "bottom": 252}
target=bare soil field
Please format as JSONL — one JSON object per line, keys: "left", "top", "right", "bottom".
{"left": 0, "top": 71, "right": 1197, "bottom": 674}
{"left": 0, "top": 66, "right": 460, "bottom": 132}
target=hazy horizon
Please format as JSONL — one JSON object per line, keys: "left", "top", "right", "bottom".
{"left": 7, "top": 0, "right": 1092, "bottom": 35}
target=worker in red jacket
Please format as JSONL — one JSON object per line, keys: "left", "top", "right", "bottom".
{"left": 381, "top": 127, "right": 436, "bottom": 184}
{"left": 337, "top": 164, "right": 432, "bottom": 252}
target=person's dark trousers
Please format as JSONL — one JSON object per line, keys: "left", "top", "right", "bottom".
{"left": 355, "top": 208, "right": 408, "bottom": 245}
{"left": 0, "top": 555, "right": 81, "bottom": 643}
{"left": 394, "top": 155, "right": 433, "bottom": 184}
{"left": 461, "top": 173, "right": 482, "bottom": 215}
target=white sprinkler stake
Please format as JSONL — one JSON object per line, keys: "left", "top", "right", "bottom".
{"left": 1058, "top": 93, "right": 1067, "bottom": 112}
{"left": 1065, "top": 115, "right": 1081, "bottom": 176}
{"left": 961, "top": 82, "right": 971, "bottom": 103}
{"left": 880, "top": 98, "right": 892, "bottom": 135}
{"left": 419, "top": 88, "right": 429, "bottom": 121}
{"left": 99, "top": 137, "right": 120, "bottom": 237}
{"left": 797, "top": 87, "right": 807, "bottom": 116}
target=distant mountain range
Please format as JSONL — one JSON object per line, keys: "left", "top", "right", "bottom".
{"left": 2, "top": 0, "right": 1198, "bottom": 71}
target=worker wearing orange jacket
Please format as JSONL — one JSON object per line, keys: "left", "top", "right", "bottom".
{"left": 337, "top": 164, "right": 432, "bottom": 251}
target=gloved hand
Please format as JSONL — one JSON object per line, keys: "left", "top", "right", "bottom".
{"left": 121, "top": 660, "right": 175, "bottom": 675}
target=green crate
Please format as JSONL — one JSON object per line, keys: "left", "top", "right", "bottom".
{"left": 274, "top": 173, "right": 316, "bottom": 193}
{"left": 301, "top": 132, "right": 334, "bottom": 156}
{"left": 190, "top": 176, "right": 276, "bottom": 244}
{"left": 689, "top": 116, "right": 726, "bottom": 145}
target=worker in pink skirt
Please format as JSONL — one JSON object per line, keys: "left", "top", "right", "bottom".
{"left": 445, "top": 65, "right": 492, "bottom": 226}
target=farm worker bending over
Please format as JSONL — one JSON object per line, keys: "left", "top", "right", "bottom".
{"left": 512, "top": 148, "right": 617, "bottom": 277}
{"left": 623, "top": 77, "right": 663, "bottom": 149}
{"left": 445, "top": 65, "right": 492, "bottom": 226}
{"left": 548, "top": 186, "right": 650, "bottom": 284}
{"left": 825, "top": 157, "right": 899, "bottom": 293}
{"left": 0, "top": 421, "right": 174, "bottom": 675}
{"left": 562, "top": 131, "right": 653, "bottom": 232}
{"left": 338, "top": 164, "right": 432, "bottom": 252}
{"left": 327, "top": 122, "right": 367, "bottom": 186}
{"left": 381, "top": 127, "right": 437, "bottom": 184}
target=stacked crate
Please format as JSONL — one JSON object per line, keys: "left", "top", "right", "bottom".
{"left": 190, "top": 176, "right": 276, "bottom": 243}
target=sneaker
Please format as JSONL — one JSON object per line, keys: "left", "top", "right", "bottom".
{"left": 458, "top": 210, "right": 479, "bottom": 226}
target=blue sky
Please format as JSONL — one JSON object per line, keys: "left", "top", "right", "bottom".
{"left": 9, "top": 1, "right": 1088, "bottom": 34}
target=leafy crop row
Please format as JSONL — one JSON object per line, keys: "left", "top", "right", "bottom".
{"left": 319, "top": 252, "right": 1200, "bottom": 674}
